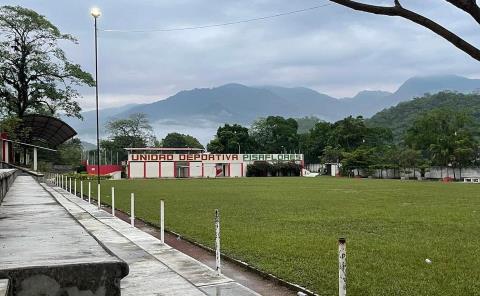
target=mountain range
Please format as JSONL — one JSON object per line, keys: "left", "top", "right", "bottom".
{"left": 64, "top": 74, "right": 480, "bottom": 144}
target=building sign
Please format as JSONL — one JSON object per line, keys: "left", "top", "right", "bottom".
{"left": 242, "top": 154, "right": 303, "bottom": 161}
{"left": 129, "top": 153, "right": 303, "bottom": 163}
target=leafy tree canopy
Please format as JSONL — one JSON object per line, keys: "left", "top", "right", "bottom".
{"left": 250, "top": 116, "right": 299, "bottom": 153}
{"left": 0, "top": 6, "right": 94, "bottom": 119}
{"left": 162, "top": 132, "right": 204, "bottom": 149}
{"left": 207, "top": 123, "right": 258, "bottom": 153}
{"left": 102, "top": 113, "right": 156, "bottom": 161}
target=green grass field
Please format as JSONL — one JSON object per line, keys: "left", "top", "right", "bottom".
{"left": 84, "top": 177, "right": 480, "bottom": 295}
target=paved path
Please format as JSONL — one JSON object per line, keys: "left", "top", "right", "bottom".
{"left": 0, "top": 176, "right": 127, "bottom": 295}
{"left": 43, "top": 180, "right": 260, "bottom": 296}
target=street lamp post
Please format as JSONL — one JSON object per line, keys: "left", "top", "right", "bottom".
{"left": 237, "top": 142, "right": 241, "bottom": 154}
{"left": 91, "top": 7, "right": 101, "bottom": 186}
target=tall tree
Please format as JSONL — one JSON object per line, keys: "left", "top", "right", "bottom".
{"left": 404, "top": 108, "right": 478, "bottom": 176}
{"left": 207, "top": 124, "right": 257, "bottom": 153}
{"left": 102, "top": 113, "right": 156, "bottom": 161}
{"left": 162, "top": 132, "right": 204, "bottom": 149}
{"left": 250, "top": 116, "right": 299, "bottom": 153}
{"left": 329, "top": 1, "right": 480, "bottom": 62}
{"left": 0, "top": 6, "right": 94, "bottom": 119}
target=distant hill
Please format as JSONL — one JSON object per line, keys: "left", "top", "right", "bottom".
{"left": 367, "top": 91, "right": 480, "bottom": 141}
{"left": 80, "top": 141, "right": 96, "bottom": 151}
{"left": 66, "top": 75, "right": 480, "bottom": 143}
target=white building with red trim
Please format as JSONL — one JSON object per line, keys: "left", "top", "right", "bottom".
{"left": 125, "top": 147, "right": 304, "bottom": 178}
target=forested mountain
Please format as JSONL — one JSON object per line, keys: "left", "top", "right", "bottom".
{"left": 367, "top": 92, "right": 480, "bottom": 141}
{"left": 65, "top": 75, "right": 480, "bottom": 143}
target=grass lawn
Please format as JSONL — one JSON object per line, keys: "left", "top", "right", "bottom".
{"left": 83, "top": 177, "right": 480, "bottom": 295}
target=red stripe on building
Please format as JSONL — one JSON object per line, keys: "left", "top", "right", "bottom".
{"left": 228, "top": 164, "right": 231, "bottom": 177}
{"left": 173, "top": 162, "right": 177, "bottom": 178}
{"left": 127, "top": 161, "right": 130, "bottom": 179}
{"left": 143, "top": 161, "right": 147, "bottom": 178}
{"left": 201, "top": 163, "right": 204, "bottom": 177}
{"left": 241, "top": 163, "right": 244, "bottom": 177}
{"left": 187, "top": 161, "right": 190, "bottom": 178}
{"left": 159, "top": 162, "right": 162, "bottom": 178}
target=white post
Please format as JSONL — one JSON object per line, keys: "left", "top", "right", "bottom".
{"left": 339, "top": 238, "right": 347, "bottom": 296}
{"left": 215, "top": 209, "right": 221, "bottom": 276}
{"left": 111, "top": 187, "right": 115, "bottom": 216}
{"left": 33, "top": 147, "right": 38, "bottom": 171}
{"left": 97, "top": 183, "right": 101, "bottom": 209}
{"left": 80, "top": 180, "right": 83, "bottom": 198}
{"left": 130, "top": 193, "right": 135, "bottom": 226}
{"left": 88, "top": 181, "right": 91, "bottom": 203}
{"left": 74, "top": 179, "right": 77, "bottom": 196}
{"left": 160, "top": 200, "right": 165, "bottom": 243}
{"left": 70, "top": 178, "right": 72, "bottom": 193}
{"left": 61, "top": 175, "right": 64, "bottom": 189}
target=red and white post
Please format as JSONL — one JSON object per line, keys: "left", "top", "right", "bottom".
{"left": 215, "top": 209, "right": 221, "bottom": 276}
{"left": 338, "top": 238, "right": 347, "bottom": 296}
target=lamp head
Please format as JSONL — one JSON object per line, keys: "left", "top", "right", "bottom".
{"left": 90, "top": 7, "right": 101, "bottom": 18}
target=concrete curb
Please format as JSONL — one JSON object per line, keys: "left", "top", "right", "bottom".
{"left": 140, "top": 219, "right": 319, "bottom": 296}
{"left": 63, "top": 185, "right": 319, "bottom": 296}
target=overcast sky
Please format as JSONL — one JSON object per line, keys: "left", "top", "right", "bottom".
{"left": 3, "top": 0, "right": 480, "bottom": 110}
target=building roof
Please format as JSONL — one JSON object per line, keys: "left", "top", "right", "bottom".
{"left": 18, "top": 115, "right": 77, "bottom": 148}
{"left": 124, "top": 147, "right": 204, "bottom": 151}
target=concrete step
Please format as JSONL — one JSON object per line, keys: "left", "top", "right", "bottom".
{"left": 43, "top": 182, "right": 261, "bottom": 296}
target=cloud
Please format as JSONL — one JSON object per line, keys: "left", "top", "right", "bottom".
{"left": 2, "top": 0, "right": 480, "bottom": 104}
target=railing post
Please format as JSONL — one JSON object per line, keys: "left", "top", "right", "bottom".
{"left": 111, "top": 187, "right": 115, "bottom": 216}
{"left": 97, "top": 183, "right": 101, "bottom": 209}
{"left": 339, "top": 238, "right": 347, "bottom": 296}
{"left": 88, "top": 181, "right": 91, "bottom": 203}
{"left": 74, "top": 178, "right": 77, "bottom": 196}
{"left": 80, "top": 180, "right": 83, "bottom": 199}
{"left": 215, "top": 209, "right": 221, "bottom": 276}
{"left": 69, "top": 177, "right": 72, "bottom": 193}
{"left": 160, "top": 200, "right": 164, "bottom": 243}
{"left": 130, "top": 193, "right": 135, "bottom": 226}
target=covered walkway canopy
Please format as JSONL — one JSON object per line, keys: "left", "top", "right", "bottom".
{"left": 1, "top": 115, "right": 78, "bottom": 171}
{"left": 18, "top": 114, "right": 77, "bottom": 148}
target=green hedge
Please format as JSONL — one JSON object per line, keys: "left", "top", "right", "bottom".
{"left": 246, "top": 161, "right": 302, "bottom": 177}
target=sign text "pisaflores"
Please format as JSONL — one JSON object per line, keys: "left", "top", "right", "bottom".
{"left": 129, "top": 154, "right": 303, "bottom": 162}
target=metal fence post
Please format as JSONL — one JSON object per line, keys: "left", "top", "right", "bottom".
{"left": 74, "top": 178, "right": 77, "bottom": 196}
{"left": 130, "top": 193, "right": 135, "bottom": 226}
{"left": 69, "top": 177, "right": 72, "bottom": 193}
{"left": 97, "top": 183, "right": 101, "bottom": 209}
{"left": 88, "top": 181, "right": 91, "bottom": 203}
{"left": 215, "top": 209, "right": 221, "bottom": 276}
{"left": 80, "top": 180, "right": 83, "bottom": 199}
{"left": 160, "top": 200, "right": 164, "bottom": 243}
{"left": 339, "top": 238, "right": 347, "bottom": 296}
{"left": 111, "top": 187, "right": 115, "bottom": 216}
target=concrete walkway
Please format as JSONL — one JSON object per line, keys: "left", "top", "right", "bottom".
{"left": 43, "top": 180, "right": 260, "bottom": 296}
{"left": 0, "top": 176, "right": 128, "bottom": 295}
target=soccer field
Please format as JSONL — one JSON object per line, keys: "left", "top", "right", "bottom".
{"left": 87, "top": 177, "right": 480, "bottom": 295}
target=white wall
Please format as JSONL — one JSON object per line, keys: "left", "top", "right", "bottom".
{"left": 189, "top": 162, "right": 202, "bottom": 178}
{"left": 146, "top": 162, "right": 159, "bottom": 178}
{"left": 229, "top": 163, "right": 243, "bottom": 177}
{"left": 161, "top": 162, "right": 174, "bottom": 177}
{"left": 204, "top": 163, "right": 217, "bottom": 178}
{"left": 129, "top": 162, "right": 144, "bottom": 178}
